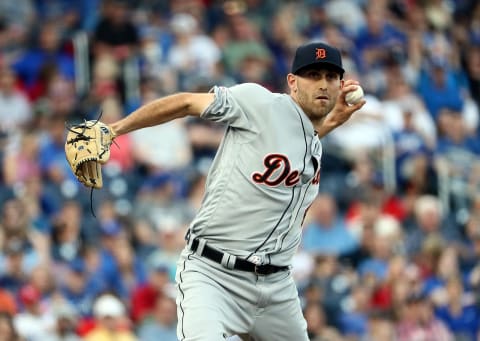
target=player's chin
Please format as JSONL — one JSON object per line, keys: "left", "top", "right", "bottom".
{"left": 311, "top": 107, "right": 329, "bottom": 120}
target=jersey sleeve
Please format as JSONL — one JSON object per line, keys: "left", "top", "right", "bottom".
{"left": 200, "top": 85, "right": 253, "bottom": 129}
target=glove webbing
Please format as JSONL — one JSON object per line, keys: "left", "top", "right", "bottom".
{"left": 65, "top": 111, "right": 117, "bottom": 218}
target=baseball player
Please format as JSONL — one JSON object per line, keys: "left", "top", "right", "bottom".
{"left": 75, "top": 42, "right": 365, "bottom": 340}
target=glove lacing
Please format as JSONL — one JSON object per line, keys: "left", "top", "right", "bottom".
{"left": 65, "top": 111, "right": 118, "bottom": 217}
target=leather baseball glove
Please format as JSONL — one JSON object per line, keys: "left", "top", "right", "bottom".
{"left": 65, "top": 119, "right": 116, "bottom": 188}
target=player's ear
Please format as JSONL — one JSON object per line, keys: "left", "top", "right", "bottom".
{"left": 287, "top": 73, "right": 297, "bottom": 92}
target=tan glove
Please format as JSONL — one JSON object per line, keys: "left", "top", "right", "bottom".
{"left": 65, "top": 120, "right": 116, "bottom": 188}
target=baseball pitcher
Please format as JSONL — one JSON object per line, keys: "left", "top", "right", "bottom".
{"left": 65, "top": 42, "right": 365, "bottom": 340}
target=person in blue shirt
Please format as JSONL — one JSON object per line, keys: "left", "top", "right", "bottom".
{"left": 338, "top": 284, "right": 370, "bottom": 338}
{"left": 392, "top": 107, "right": 433, "bottom": 191}
{"left": 435, "top": 277, "right": 480, "bottom": 341}
{"left": 302, "top": 193, "right": 359, "bottom": 256}
{"left": 12, "top": 21, "right": 75, "bottom": 98}
{"left": 59, "top": 258, "right": 104, "bottom": 317}
{"left": 417, "top": 58, "right": 465, "bottom": 121}
{"left": 353, "top": 5, "right": 407, "bottom": 74}
{"left": 435, "top": 107, "right": 480, "bottom": 213}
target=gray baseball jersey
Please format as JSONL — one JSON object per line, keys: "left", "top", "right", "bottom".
{"left": 189, "top": 82, "right": 322, "bottom": 266}
{"left": 177, "top": 82, "right": 319, "bottom": 340}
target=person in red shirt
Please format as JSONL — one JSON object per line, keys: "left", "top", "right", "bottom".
{"left": 0, "top": 288, "right": 17, "bottom": 315}
{"left": 130, "top": 262, "right": 170, "bottom": 324}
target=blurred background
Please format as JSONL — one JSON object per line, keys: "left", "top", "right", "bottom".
{"left": 0, "top": 0, "right": 480, "bottom": 340}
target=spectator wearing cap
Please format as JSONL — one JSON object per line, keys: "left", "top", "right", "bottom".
{"left": 395, "top": 292, "right": 453, "bottom": 341}
{"left": 59, "top": 258, "right": 103, "bottom": 318}
{"left": 84, "top": 293, "right": 137, "bottom": 341}
{"left": 130, "top": 259, "right": 171, "bottom": 324}
{"left": 14, "top": 284, "right": 56, "bottom": 341}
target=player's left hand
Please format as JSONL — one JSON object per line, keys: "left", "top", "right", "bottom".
{"left": 64, "top": 119, "right": 117, "bottom": 188}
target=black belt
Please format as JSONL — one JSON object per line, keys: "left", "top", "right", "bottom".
{"left": 189, "top": 238, "right": 289, "bottom": 276}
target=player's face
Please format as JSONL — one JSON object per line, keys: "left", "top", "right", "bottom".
{"left": 288, "top": 68, "right": 343, "bottom": 123}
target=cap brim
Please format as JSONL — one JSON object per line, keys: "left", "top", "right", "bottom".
{"left": 294, "top": 62, "right": 345, "bottom": 76}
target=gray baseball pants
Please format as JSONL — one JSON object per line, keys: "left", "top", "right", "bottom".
{"left": 175, "top": 248, "right": 308, "bottom": 341}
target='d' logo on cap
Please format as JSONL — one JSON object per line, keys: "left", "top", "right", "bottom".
{"left": 315, "top": 48, "right": 326, "bottom": 60}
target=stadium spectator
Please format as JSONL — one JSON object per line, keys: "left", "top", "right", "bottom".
{"left": 405, "top": 195, "right": 462, "bottom": 257}
{"left": 395, "top": 292, "right": 453, "bottom": 341}
{"left": 12, "top": 21, "right": 75, "bottom": 101}
{"left": 0, "top": 66, "right": 32, "bottom": 134}
{"left": 136, "top": 294, "right": 177, "bottom": 341}
{"left": 303, "top": 301, "right": 342, "bottom": 341}
{"left": 435, "top": 276, "right": 480, "bottom": 341}
{"left": 92, "top": 0, "right": 139, "bottom": 62}
{"left": 48, "top": 300, "right": 83, "bottom": 341}
{"left": 130, "top": 260, "right": 170, "bottom": 325}
{"left": 301, "top": 193, "right": 359, "bottom": 256}
{"left": 84, "top": 293, "right": 137, "bottom": 341}
{"left": 14, "top": 284, "right": 56, "bottom": 340}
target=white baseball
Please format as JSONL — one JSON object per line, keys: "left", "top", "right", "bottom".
{"left": 345, "top": 85, "right": 364, "bottom": 105}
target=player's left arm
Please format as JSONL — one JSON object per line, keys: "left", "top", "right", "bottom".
{"left": 316, "top": 80, "right": 365, "bottom": 138}
{"left": 110, "top": 92, "right": 215, "bottom": 136}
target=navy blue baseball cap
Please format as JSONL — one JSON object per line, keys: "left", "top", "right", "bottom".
{"left": 291, "top": 42, "right": 345, "bottom": 77}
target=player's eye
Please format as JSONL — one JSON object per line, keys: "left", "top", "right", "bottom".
{"left": 326, "top": 72, "right": 338, "bottom": 80}
{"left": 305, "top": 70, "right": 321, "bottom": 79}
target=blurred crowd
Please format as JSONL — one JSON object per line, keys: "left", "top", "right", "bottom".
{"left": 0, "top": 0, "right": 480, "bottom": 340}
